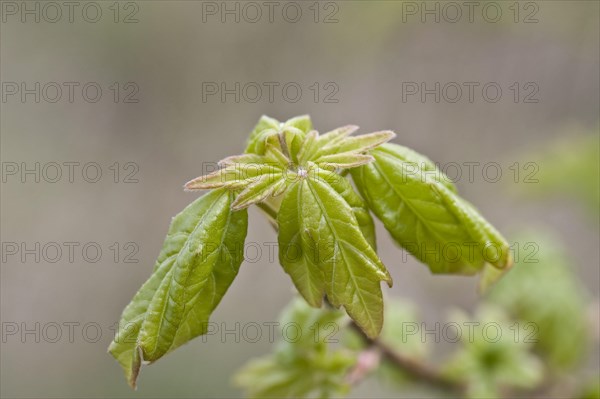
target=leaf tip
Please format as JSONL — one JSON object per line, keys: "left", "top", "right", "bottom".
{"left": 230, "top": 201, "right": 248, "bottom": 211}
{"left": 346, "top": 124, "right": 360, "bottom": 134}
{"left": 372, "top": 130, "right": 396, "bottom": 146}
{"left": 361, "top": 323, "right": 382, "bottom": 340}
{"left": 385, "top": 276, "right": 393, "bottom": 288}
{"left": 183, "top": 178, "right": 202, "bottom": 191}
{"left": 304, "top": 295, "right": 323, "bottom": 308}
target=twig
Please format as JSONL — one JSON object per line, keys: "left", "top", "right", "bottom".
{"left": 349, "top": 322, "right": 466, "bottom": 394}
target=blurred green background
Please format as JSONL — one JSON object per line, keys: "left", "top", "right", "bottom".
{"left": 1, "top": 1, "right": 598, "bottom": 397}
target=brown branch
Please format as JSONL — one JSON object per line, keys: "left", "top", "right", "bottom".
{"left": 349, "top": 322, "right": 467, "bottom": 394}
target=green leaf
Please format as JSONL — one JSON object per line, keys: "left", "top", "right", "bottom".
{"left": 109, "top": 189, "right": 248, "bottom": 387}
{"left": 277, "top": 171, "right": 378, "bottom": 308}
{"left": 279, "top": 166, "right": 391, "bottom": 338}
{"left": 351, "top": 143, "right": 511, "bottom": 276}
{"left": 373, "top": 143, "right": 457, "bottom": 192}
{"left": 319, "top": 171, "right": 377, "bottom": 250}
{"left": 277, "top": 181, "right": 326, "bottom": 307}
{"left": 108, "top": 256, "right": 174, "bottom": 388}
{"left": 138, "top": 189, "right": 246, "bottom": 358}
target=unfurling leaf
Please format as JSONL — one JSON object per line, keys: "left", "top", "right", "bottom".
{"left": 278, "top": 166, "right": 391, "bottom": 338}
{"left": 244, "top": 115, "right": 280, "bottom": 155}
{"left": 283, "top": 114, "right": 313, "bottom": 135}
{"left": 298, "top": 128, "right": 396, "bottom": 170}
{"left": 319, "top": 130, "right": 396, "bottom": 156}
{"left": 351, "top": 143, "right": 511, "bottom": 277}
{"left": 298, "top": 125, "right": 358, "bottom": 163}
{"left": 184, "top": 162, "right": 281, "bottom": 191}
{"left": 245, "top": 115, "right": 312, "bottom": 155}
{"left": 109, "top": 188, "right": 248, "bottom": 387}
{"left": 184, "top": 154, "right": 288, "bottom": 211}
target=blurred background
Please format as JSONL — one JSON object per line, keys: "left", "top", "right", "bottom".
{"left": 1, "top": 1, "right": 598, "bottom": 397}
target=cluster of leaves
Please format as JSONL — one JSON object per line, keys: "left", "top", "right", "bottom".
{"left": 486, "top": 231, "right": 589, "bottom": 369}
{"left": 235, "top": 298, "right": 432, "bottom": 398}
{"left": 109, "top": 115, "right": 512, "bottom": 387}
{"left": 440, "top": 230, "right": 593, "bottom": 398}
{"left": 443, "top": 305, "right": 544, "bottom": 398}
{"left": 234, "top": 298, "right": 355, "bottom": 398}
